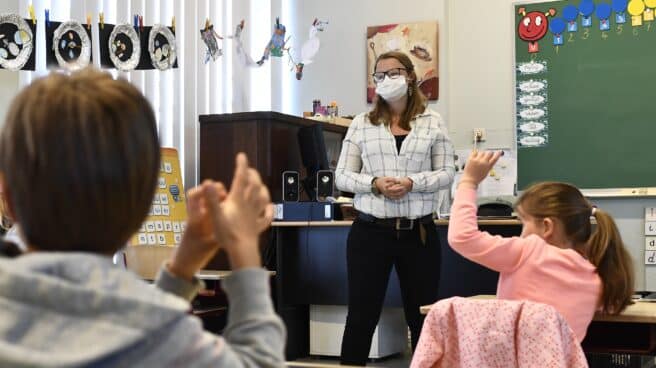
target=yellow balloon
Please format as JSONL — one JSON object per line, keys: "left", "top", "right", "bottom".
{"left": 628, "top": 0, "right": 646, "bottom": 15}
{"left": 646, "top": 0, "right": 656, "bottom": 8}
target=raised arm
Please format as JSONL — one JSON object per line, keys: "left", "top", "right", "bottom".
{"left": 447, "top": 151, "right": 530, "bottom": 273}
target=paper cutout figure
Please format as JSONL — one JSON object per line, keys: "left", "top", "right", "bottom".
{"left": 517, "top": 7, "right": 557, "bottom": 53}
{"left": 579, "top": 0, "right": 596, "bottom": 27}
{"left": 645, "top": 0, "right": 656, "bottom": 21}
{"left": 613, "top": 0, "right": 629, "bottom": 23}
{"left": 563, "top": 4, "right": 580, "bottom": 31}
{"left": 257, "top": 17, "right": 289, "bottom": 66}
{"left": 226, "top": 20, "right": 256, "bottom": 67}
{"left": 596, "top": 3, "right": 613, "bottom": 30}
{"left": 200, "top": 19, "right": 223, "bottom": 64}
{"left": 628, "top": 0, "right": 646, "bottom": 26}
{"left": 549, "top": 17, "right": 566, "bottom": 45}
{"left": 288, "top": 18, "right": 328, "bottom": 80}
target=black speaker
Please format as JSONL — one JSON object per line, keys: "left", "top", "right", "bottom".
{"left": 316, "top": 170, "right": 334, "bottom": 202}
{"left": 282, "top": 171, "right": 299, "bottom": 202}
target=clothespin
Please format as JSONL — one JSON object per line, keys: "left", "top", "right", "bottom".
{"left": 45, "top": 9, "right": 50, "bottom": 28}
{"left": 133, "top": 14, "right": 138, "bottom": 30}
{"left": 99, "top": 12, "right": 104, "bottom": 30}
{"left": 86, "top": 13, "right": 91, "bottom": 30}
{"left": 171, "top": 16, "right": 176, "bottom": 33}
{"left": 205, "top": 18, "right": 210, "bottom": 31}
{"left": 138, "top": 15, "right": 143, "bottom": 33}
{"left": 28, "top": 4, "right": 36, "bottom": 25}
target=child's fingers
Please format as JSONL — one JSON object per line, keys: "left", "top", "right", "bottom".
{"left": 256, "top": 204, "right": 274, "bottom": 230}
{"left": 186, "top": 181, "right": 210, "bottom": 218}
{"left": 203, "top": 183, "right": 227, "bottom": 231}
{"left": 230, "top": 153, "right": 250, "bottom": 198}
{"left": 213, "top": 182, "right": 228, "bottom": 202}
{"left": 489, "top": 151, "right": 503, "bottom": 166}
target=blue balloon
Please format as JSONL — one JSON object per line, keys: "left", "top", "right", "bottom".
{"left": 550, "top": 17, "right": 567, "bottom": 34}
{"left": 596, "top": 3, "right": 612, "bottom": 19}
{"left": 579, "top": 0, "right": 596, "bottom": 16}
{"left": 563, "top": 4, "right": 580, "bottom": 21}
{"left": 612, "top": 0, "right": 628, "bottom": 12}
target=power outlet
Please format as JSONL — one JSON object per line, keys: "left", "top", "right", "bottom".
{"left": 473, "top": 128, "right": 486, "bottom": 143}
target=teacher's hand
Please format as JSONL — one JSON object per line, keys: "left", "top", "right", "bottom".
{"left": 378, "top": 177, "right": 413, "bottom": 200}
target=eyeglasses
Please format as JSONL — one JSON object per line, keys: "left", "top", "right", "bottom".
{"left": 371, "top": 68, "right": 407, "bottom": 84}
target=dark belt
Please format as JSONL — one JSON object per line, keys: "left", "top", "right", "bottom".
{"left": 357, "top": 213, "right": 434, "bottom": 230}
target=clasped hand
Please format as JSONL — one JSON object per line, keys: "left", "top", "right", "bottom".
{"left": 167, "top": 153, "right": 273, "bottom": 281}
{"left": 375, "top": 177, "right": 413, "bottom": 200}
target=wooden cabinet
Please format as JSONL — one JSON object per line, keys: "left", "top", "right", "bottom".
{"left": 199, "top": 112, "right": 347, "bottom": 203}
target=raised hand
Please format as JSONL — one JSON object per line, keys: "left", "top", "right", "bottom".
{"left": 460, "top": 150, "right": 503, "bottom": 188}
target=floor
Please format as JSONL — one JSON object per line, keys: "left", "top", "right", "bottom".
{"left": 289, "top": 351, "right": 412, "bottom": 368}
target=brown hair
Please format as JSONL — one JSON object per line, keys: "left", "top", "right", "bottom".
{"left": 368, "top": 51, "right": 427, "bottom": 131}
{"left": 517, "top": 182, "right": 634, "bottom": 314}
{"left": 0, "top": 68, "right": 160, "bottom": 254}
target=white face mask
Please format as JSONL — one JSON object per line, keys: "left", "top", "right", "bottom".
{"left": 375, "top": 75, "right": 408, "bottom": 102}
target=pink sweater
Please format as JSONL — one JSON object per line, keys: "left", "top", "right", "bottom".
{"left": 447, "top": 187, "right": 602, "bottom": 342}
{"left": 411, "top": 297, "right": 588, "bottom": 368}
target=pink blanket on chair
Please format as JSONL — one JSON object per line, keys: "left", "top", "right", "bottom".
{"left": 410, "top": 297, "right": 588, "bottom": 368}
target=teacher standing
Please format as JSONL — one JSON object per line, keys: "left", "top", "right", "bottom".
{"left": 335, "top": 51, "right": 455, "bottom": 366}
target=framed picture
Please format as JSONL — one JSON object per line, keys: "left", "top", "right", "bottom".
{"left": 367, "top": 21, "right": 439, "bottom": 103}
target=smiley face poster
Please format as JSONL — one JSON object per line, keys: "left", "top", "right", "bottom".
{"left": 517, "top": 7, "right": 557, "bottom": 53}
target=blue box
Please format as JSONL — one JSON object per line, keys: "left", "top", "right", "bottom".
{"left": 274, "top": 202, "right": 333, "bottom": 221}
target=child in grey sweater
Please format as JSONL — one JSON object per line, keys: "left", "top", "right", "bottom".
{"left": 0, "top": 69, "right": 285, "bottom": 367}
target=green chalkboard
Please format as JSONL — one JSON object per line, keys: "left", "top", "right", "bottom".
{"left": 515, "top": 0, "right": 656, "bottom": 191}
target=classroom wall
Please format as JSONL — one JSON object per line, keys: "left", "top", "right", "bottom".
{"left": 274, "top": 0, "right": 448, "bottom": 120}
{"left": 280, "top": 0, "right": 654, "bottom": 291}
{"left": 0, "top": 0, "right": 20, "bottom": 125}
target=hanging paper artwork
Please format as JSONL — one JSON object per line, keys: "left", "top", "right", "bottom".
{"left": 52, "top": 21, "right": 91, "bottom": 71}
{"left": 227, "top": 20, "right": 256, "bottom": 66}
{"left": 613, "top": 0, "right": 628, "bottom": 23}
{"left": 595, "top": 3, "right": 613, "bottom": 31}
{"left": 517, "top": 7, "right": 556, "bottom": 53}
{"left": 579, "top": 0, "right": 596, "bottom": 27}
{"left": 0, "top": 14, "right": 34, "bottom": 71}
{"left": 549, "top": 17, "right": 566, "bottom": 45}
{"left": 628, "top": 0, "right": 646, "bottom": 26}
{"left": 257, "top": 18, "right": 289, "bottom": 66}
{"left": 645, "top": 0, "right": 656, "bottom": 21}
{"left": 109, "top": 24, "right": 141, "bottom": 71}
{"left": 200, "top": 19, "right": 223, "bottom": 64}
{"left": 366, "top": 21, "right": 439, "bottom": 102}
{"left": 287, "top": 18, "right": 328, "bottom": 80}
{"left": 149, "top": 24, "right": 176, "bottom": 70}
{"left": 563, "top": 4, "right": 580, "bottom": 31}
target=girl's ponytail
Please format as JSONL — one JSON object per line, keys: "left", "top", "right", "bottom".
{"left": 587, "top": 208, "right": 634, "bottom": 314}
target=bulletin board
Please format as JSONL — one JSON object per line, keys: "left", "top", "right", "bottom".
{"left": 130, "top": 147, "right": 187, "bottom": 247}
{"left": 514, "top": 0, "right": 656, "bottom": 194}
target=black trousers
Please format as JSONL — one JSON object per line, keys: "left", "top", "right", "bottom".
{"left": 340, "top": 218, "right": 441, "bottom": 366}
